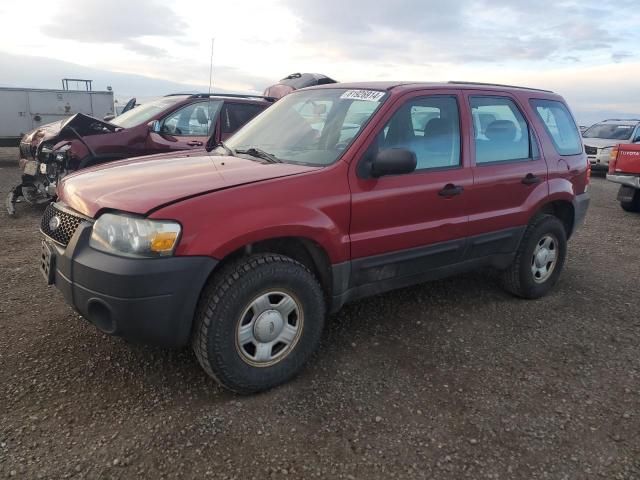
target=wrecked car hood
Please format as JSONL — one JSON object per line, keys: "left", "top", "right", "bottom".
{"left": 20, "top": 113, "right": 118, "bottom": 157}
{"left": 58, "top": 151, "right": 320, "bottom": 217}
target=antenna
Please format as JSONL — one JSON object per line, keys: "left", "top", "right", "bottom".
{"left": 206, "top": 37, "right": 216, "bottom": 151}
{"left": 208, "top": 37, "right": 215, "bottom": 94}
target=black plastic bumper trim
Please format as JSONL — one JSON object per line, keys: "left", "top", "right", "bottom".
{"left": 46, "top": 223, "right": 218, "bottom": 347}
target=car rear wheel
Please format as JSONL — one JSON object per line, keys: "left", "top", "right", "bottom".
{"left": 502, "top": 214, "right": 567, "bottom": 299}
{"left": 620, "top": 189, "right": 640, "bottom": 212}
{"left": 192, "top": 254, "right": 325, "bottom": 394}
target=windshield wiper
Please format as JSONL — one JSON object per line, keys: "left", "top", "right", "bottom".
{"left": 235, "top": 147, "right": 283, "bottom": 163}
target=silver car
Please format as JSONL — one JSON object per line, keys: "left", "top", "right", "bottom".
{"left": 583, "top": 119, "right": 640, "bottom": 170}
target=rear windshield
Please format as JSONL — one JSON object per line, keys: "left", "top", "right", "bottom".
{"left": 582, "top": 123, "right": 636, "bottom": 140}
{"left": 110, "top": 97, "right": 185, "bottom": 128}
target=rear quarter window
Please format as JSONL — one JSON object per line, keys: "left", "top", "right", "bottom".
{"left": 530, "top": 99, "right": 583, "bottom": 156}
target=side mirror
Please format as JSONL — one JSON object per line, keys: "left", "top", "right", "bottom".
{"left": 371, "top": 148, "right": 417, "bottom": 178}
{"left": 148, "top": 120, "right": 161, "bottom": 133}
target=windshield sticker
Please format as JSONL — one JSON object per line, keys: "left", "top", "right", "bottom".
{"left": 340, "top": 90, "right": 386, "bottom": 102}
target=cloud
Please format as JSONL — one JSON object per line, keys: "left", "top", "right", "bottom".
{"left": 611, "top": 51, "right": 633, "bottom": 63}
{"left": 42, "top": 0, "right": 186, "bottom": 56}
{"left": 282, "top": 0, "right": 638, "bottom": 64}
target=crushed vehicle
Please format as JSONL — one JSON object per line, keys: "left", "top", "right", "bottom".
{"left": 7, "top": 93, "right": 273, "bottom": 216}
{"left": 39, "top": 81, "right": 589, "bottom": 394}
{"left": 607, "top": 143, "right": 640, "bottom": 211}
{"left": 582, "top": 119, "right": 640, "bottom": 171}
{"left": 263, "top": 72, "right": 337, "bottom": 99}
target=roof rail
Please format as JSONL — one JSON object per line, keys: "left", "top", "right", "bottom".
{"left": 603, "top": 118, "right": 640, "bottom": 122}
{"left": 164, "top": 92, "right": 276, "bottom": 102}
{"left": 447, "top": 81, "right": 554, "bottom": 93}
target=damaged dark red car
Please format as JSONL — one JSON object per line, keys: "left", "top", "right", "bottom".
{"left": 8, "top": 93, "right": 272, "bottom": 215}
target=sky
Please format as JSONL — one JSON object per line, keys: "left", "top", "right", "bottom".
{"left": 0, "top": 0, "right": 638, "bottom": 124}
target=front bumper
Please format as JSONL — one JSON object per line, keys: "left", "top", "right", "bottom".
{"left": 42, "top": 222, "right": 217, "bottom": 347}
{"left": 571, "top": 192, "right": 590, "bottom": 236}
{"left": 587, "top": 153, "right": 610, "bottom": 169}
{"left": 606, "top": 174, "right": 640, "bottom": 189}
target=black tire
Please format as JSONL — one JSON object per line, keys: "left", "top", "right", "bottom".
{"left": 192, "top": 254, "right": 325, "bottom": 394}
{"left": 620, "top": 190, "right": 640, "bottom": 212}
{"left": 502, "top": 215, "right": 567, "bottom": 299}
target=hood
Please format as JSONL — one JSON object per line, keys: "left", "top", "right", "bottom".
{"left": 58, "top": 151, "right": 319, "bottom": 217}
{"left": 20, "top": 113, "right": 118, "bottom": 157}
{"left": 582, "top": 137, "right": 632, "bottom": 148}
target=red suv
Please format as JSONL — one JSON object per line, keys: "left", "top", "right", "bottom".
{"left": 39, "top": 81, "right": 590, "bottom": 393}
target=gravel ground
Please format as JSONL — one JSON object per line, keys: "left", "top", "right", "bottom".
{"left": 1, "top": 148, "right": 639, "bottom": 479}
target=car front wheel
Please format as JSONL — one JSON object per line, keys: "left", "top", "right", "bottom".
{"left": 192, "top": 254, "right": 325, "bottom": 394}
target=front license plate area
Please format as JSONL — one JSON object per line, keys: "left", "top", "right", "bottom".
{"left": 23, "top": 160, "right": 38, "bottom": 176}
{"left": 40, "top": 240, "right": 55, "bottom": 285}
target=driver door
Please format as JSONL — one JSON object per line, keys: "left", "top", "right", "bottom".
{"left": 147, "top": 100, "right": 222, "bottom": 152}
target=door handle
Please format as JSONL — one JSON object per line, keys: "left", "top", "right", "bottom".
{"left": 187, "top": 140, "right": 203, "bottom": 147}
{"left": 438, "top": 184, "right": 464, "bottom": 197}
{"left": 521, "top": 173, "right": 541, "bottom": 185}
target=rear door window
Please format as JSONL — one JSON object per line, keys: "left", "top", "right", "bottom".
{"left": 470, "top": 96, "right": 533, "bottom": 164}
{"left": 530, "top": 99, "right": 583, "bottom": 156}
{"left": 221, "top": 103, "right": 265, "bottom": 134}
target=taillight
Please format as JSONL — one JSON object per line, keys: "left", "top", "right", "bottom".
{"left": 609, "top": 145, "right": 619, "bottom": 174}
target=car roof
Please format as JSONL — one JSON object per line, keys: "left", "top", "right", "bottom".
{"left": 595, "top": 119, "right": 640, "bottom": 125}
{"left": 165, "top": 93, "right": 274, "bottom": 104}
{"left": 304, "top": 80, "right": 557, "bottom": 96}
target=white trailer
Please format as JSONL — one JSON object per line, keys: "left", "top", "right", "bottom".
{"left": 0, "top": 86, "right": 114, "bottom": 145}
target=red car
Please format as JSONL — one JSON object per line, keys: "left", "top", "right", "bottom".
{"left": 40, "top": 81, "right": 589, "bottom": 393}
{"left": 607, "top": 143, "right": 640, "bottom": 211}
{"left": 8, "top": 93, "right": 272, "bottom": 215}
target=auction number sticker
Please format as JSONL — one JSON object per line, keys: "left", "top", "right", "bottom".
{"left": 340, "top": 90, "right": 386, "bottom": 102}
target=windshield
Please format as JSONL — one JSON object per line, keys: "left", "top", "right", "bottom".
{"left": 583, "top": 123, "right": 636, "bottom": 140}
{"left": 224, "top": 88, "right": 386, "bottom": 165}
{"left": 110, "top": 97, "right": 185, "bottom": 128}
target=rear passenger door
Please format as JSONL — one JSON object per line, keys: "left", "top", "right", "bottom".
{"left": 349, "top": 90, "right": 473, "bottom": 287}
{"left": 463, "top": 92, "right": 548, "bottom": 253}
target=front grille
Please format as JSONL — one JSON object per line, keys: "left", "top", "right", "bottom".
{"left": 41, "top": 203, "right": 86, "bottom": 246}
{"left": 585, "top": 145, "right": 597, "bottom": 155}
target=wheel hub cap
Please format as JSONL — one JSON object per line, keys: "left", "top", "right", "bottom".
{"left": 535, "top": 249, "right": 550, "bottom": 267}
{"left": 531, "top": 234, "right": 558, "bottom": 283}
{"left": 235, "top": 291, "right": 303, "bottom": 367}
{"left": 253, "top": 310, "right": 284, "bottom": 343}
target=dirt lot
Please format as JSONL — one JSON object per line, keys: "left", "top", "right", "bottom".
{"left": 1, "top": 148, "right": 639, "bottom": 479}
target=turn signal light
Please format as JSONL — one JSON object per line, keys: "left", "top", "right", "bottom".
{"left": 150, "top": 231, "right": 179, "bottom": 253}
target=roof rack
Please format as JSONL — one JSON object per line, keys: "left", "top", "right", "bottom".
{"left": 447, "top": 81, "right": 554, "bottom": 93}
{"left": 164, "top": 92, "right": 276, "bottom": 102}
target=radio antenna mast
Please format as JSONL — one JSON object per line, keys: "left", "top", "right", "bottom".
{"left": 206, "top": 37, "right": 215, "bottom": 150}
{"left": 208, "top": 37, "right": 215, "bottom": 94}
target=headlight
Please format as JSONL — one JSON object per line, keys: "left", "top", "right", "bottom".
{"left": 90, "top": 213, "right": 181, "bottom": 257}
